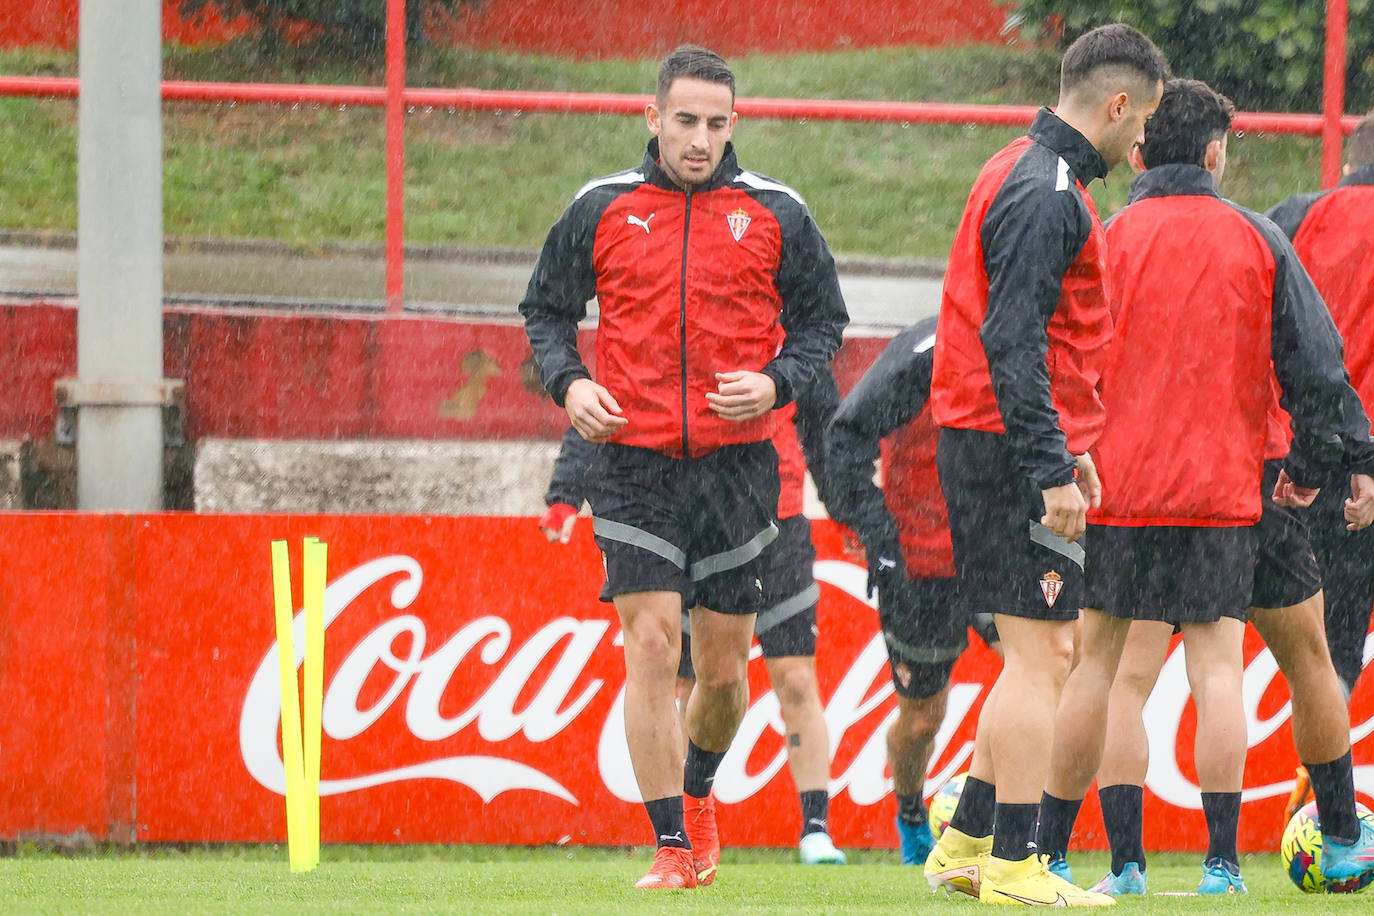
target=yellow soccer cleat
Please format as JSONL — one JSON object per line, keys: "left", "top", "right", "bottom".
{"left": 924, "top": 826, "right": 992, "bottom": 898}
{"left": 980, "top": 854, "right": 1116, "bottom": 906}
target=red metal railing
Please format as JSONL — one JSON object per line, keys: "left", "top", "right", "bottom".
{"left": 0, "top": 0, "right": 1354, "bottom": 311}
{"left": 0, "top": 76, "right": 1361, "bottom": 135}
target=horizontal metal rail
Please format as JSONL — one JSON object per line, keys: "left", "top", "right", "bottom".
{"left": 0, "top": 76, "right": 1361, "bottom": 134}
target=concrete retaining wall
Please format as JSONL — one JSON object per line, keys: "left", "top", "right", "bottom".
{"left": 194, "top": 438, "right": 561, "bottom": 516}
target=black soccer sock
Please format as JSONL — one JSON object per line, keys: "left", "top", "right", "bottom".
{"left": 992, "top": 802, "right": 1040, "bottom": 861}
{"left": 1306, "top": 751, "right": 1360, "bottom": 844}
{"left": 1099, "top": 784, "right": 1146, "bottom": 874}
{"left": 1201, "top": 791, "right": 1241, "bottom": 866}
{"left": 644, "top": 795, "right": 689, "bottom": 849}
{"left": 1034, "top": 792, "right": 1082, "bottom": 856}
{"left": 948, "top": 775, "right": 996, "bottom": 838}
{"left": 800, "top": 789, "right": 830, "bottom": 838}
{"left": 683, "top": 740, "right": 727, "bottom": 800}
{"left": 897, "top": 792, "right": 929, "bottom": 827}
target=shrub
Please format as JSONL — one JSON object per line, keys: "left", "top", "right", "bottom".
{"left": 1001, "top": 0, "right": 1374, "bottom": 112}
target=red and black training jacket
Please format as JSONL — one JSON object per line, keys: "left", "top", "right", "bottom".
{"left": 520, "top": 139, "right": 849, "bottom": 459}
{"left": 1092, "top": 164, "right": 1359, "bottom": 527}
{"left": 825, "top": 316, "right": 956, "bottom": 579}
{"left": 931, "top": 108, "right": 1113, "bottom": 489}
{"left": 1268, "top": 164, "right": 1374, "bottom": 447}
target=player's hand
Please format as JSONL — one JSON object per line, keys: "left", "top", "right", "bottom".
{"left": 564, "top": 378, "right": 627, "bottom": 442}
{"left": 840, "top": 527, "right": 865, "bottom": 559}
{"left": 864, "top": 537, "right": 903, "bottom": 600}
{"left": 538, "top": 503, "right": 579, "bottom": 543}
{"left": 1345, "top": 473, "right": 1374, "bottom": 531}
{"left": 1075, "top": 452, "right": 1102, "bottom": 509}
{"left": 1272, "top": 468, "right": 1320, "bottom": 508}
{"left": 706, "top": 371, "right": 777, "bottom": 421}
{"left": 1041, "top": 481, "right": 1088, "bottom": 543}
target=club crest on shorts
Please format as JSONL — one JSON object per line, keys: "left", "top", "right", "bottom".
{"left": 1039, "top": 570, "right": 1063, "bottom": 607}
{"left": 727, "top": 207, "right": 751, "bottom": 242}
{"left": 895, "top": 663, "right": 913, "bottom": 689}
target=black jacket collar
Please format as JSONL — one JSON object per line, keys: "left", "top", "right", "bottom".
{"left": 641, "top": 138, "right": 741, "bottom": 193}
{"left": 1029, "top": 108, "right": 1108, "bottom": 186}
{"left": 1339, "top": 163, "right": 1374, "bottom": 188}
{"left": 1127, "top": 163, "right": 1220, "bottom": 204}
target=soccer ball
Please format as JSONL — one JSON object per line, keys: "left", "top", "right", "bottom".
{"left": 927, "top": 772, "right": 968, "bottom": 841}
{"left": 1281, "top": 800, "right": 1374, "bottom": 892}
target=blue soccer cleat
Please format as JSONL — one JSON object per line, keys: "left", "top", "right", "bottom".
{"left": 1198, "top": 857, "right": 1247, "bottom": 895}
{"left": 1045, "top": 849, "right": 1073, "bottom": 884}
{"left": 1321, "top": 815, "right": 1374, "bottom": 893}
{"left": 1089, "top": 861, "right": 1147, "bottom": 896}
{"left": 896, "top": 815, "right": 935, "bottom": 866}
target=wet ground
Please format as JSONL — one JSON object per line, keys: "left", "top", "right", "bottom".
{"left": 0, "top": 238, "right": 943, "bottom": 328}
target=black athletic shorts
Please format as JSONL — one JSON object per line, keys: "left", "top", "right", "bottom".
{"left": 1306, "top": 467, "right": 1374, "bottom": 690}
{"left": 878, "top": 574, "right": 965, "bottom": 699}
{"left": 936, "top": 427, "right": 1084, "bottom": 620}
{"left": 1084, "top": 524, "right": 1254, "bottom": 623}
{"left": 588, "top": 441, "right": 779, "bottom": 615}
{"left": 679, "top": 515, "right": 819, "bottom": 678}
{"left": 1251, "top": 460, "right": 1323, "bottom": 610}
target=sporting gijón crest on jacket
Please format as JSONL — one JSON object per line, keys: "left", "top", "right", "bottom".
{"left": 931, "top": 108, "right": 1112, "bottom": 490}
{"left": 520, "top": 139, "right": 848, "bottom": 459}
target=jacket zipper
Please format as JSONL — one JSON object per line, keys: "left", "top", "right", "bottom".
{"left": 679, "top": 191, "right": 692, "bottom": 456}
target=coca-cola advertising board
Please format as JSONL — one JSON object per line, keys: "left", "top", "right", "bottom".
{"left": 0, "top": 512, "right": 1370, "bottom": 851}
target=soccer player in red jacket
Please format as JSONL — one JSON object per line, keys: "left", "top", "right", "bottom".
{"left": 1268, "top": 112, "right": 1374, "bottom": 698}
{"left": 824, "top": 315, "right": 1002, "bottom": 868}
{"left": 923, "top": 23, "right": 1166, "bottom": 907}
{"left": 521, "top": 45, "right": 847, "bottom": 889}
{"left": 1040, "top": 78, "right": 1374, "bottom": 896}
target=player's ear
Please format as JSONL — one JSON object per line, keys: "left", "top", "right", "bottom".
{"left": 1127, "top": 143, "right": 1146, "bottom": 174}
{"left": 1107, "top": 90, "right": 1130, "bottom": 123}
{"left": 1203, "top": 138, "right": 1222, "bottom": 172}
{"left": 646, "top": 102, "right": 662, "bottom": 136}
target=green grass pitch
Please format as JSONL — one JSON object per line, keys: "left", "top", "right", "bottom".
{"left": 0, "top": 845, "right": 1369, "bottom": 914}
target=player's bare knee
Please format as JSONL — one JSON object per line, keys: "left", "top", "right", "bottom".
{"left": 771, "top": 667, "right": 818, "bottom": 710}
{"left": 690, "top": 661, "right": 748, "bottom": 695}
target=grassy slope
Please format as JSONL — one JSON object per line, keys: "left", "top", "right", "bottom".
{"left": 0, "top": 44, "right": 1328, "bottom": 260}
{"left": 0, "top": 846, "right": 1366, "bottom": 914}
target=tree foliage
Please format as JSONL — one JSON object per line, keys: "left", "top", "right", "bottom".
{"left": 179, "top": 0, "right": 473, "bottom": 53}
{"left": 1001, "top": 0, "right": 1374, "bottom": 111}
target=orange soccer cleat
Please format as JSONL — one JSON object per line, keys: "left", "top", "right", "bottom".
{"left": 634, "top": 845, "right": 697, "bottom": 889}
{"left": 1283, "top": 765, "right": 1313, "bottom": 833}
{"left": 684, "top": 793, "right": 721, "bottom": 886}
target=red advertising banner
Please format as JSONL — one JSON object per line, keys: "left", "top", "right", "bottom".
{"left": 0, "top": 512, "right": 1370, "bottom": 852}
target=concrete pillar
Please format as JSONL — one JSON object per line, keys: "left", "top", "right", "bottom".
{"left": 74, "top": 0, "right": 169, "bottom": 510}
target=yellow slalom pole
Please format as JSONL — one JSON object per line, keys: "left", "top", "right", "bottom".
{"left": 302, "top": 536, "right": 327, "bottom": 869}
{"left": 271, "top": 539, "right": 310, "bottom": 872}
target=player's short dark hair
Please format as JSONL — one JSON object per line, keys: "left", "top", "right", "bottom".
{"left": 1349, "top": 111, "right": 1374, "bottom": 170}
{"left": 1139, "top": 78, "right": 1235, "bottom": 169}
{"left": 1060, "top": 23, "right": 1168, "bottom": 96}
{"left": 657, "top": 45, "right": 735, "bottom": 104}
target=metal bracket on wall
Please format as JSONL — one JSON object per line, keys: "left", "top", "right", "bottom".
{"left": 53, "top": 378, "right": 186, "bottom": 447}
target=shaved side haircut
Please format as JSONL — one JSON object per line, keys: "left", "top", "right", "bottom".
{"left": 1060, "top": 22, "right": 1168, "bottom": 100}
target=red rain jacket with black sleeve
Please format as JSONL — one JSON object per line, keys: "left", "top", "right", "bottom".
{"left": 521, "top": 139, "right": 849, "bottom": 459}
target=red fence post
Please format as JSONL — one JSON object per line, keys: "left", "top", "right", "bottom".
{"left": 384, "top": 0, "right": 406, "bottom": 313}
{"left": 1322, "top": 0, "right": 1349, "bottom": 188}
